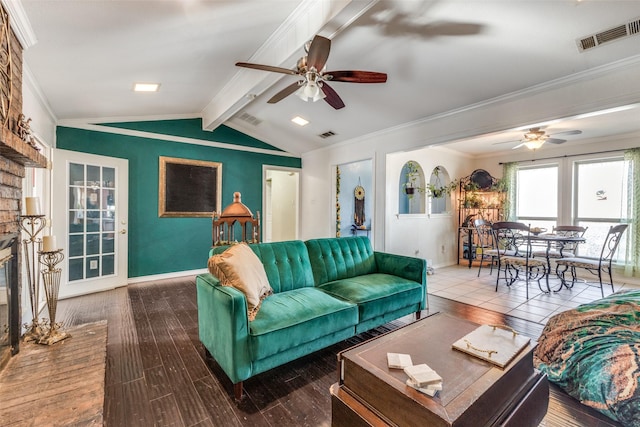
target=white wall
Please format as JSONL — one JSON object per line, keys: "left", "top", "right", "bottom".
{"left": 300, "top": 56, "right": 640, "bottom": 266}
{"left": 23, "top": 69, "right": 57, "bottom": 146}
{"left": 386, "top": 147, "right": 473, "bottom": 267}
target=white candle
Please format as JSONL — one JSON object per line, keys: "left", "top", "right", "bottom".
{"left": 43, "top": 235, "right": 57, "bottom": 252}
{"left": 25, "top": 197, "right": 41, "bottom": 215}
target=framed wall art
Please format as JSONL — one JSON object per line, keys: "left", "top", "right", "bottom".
{"left": 158, "top": 156, "right": 222, "bottom": 217}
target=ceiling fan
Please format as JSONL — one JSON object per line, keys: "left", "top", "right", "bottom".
{"left": 493, "top": 127, "right": 583, "bottom": 150}
{"left": 235, "top": 35, "right": 387, "bottom": 110}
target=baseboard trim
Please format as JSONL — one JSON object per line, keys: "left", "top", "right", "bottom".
{"left": 127, "top": 268, "right": 208, "bottom": 285}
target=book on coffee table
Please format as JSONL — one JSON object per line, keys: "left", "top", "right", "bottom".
{"left": 387, "top": 352, "right": 413, "bottom": 369}
{"left": 452, "top": 324, "right": 530, "bottom": 368}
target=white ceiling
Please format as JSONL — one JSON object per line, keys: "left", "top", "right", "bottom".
{"left": 18, "top": 0, "right": 640, "bottom": 156}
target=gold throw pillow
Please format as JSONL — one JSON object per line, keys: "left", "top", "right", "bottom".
{"left": 208, "top": 243, "right": 272, "bottom": 320}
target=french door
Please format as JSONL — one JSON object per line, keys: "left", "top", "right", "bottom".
{"left": 52, "top": 149, "right": 128, "bottom": 298}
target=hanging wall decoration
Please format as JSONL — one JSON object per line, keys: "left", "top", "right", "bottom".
{"left": 354, "top": 179, "right": 365, "bottom": 227}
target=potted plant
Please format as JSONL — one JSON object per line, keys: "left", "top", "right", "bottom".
{"left": 424, "top": 166, "right": 458, "bottom": 198}
{"left": 402, "top": 161, "right": 420, "bottom": 197}
{"left": 490, "top": 177, "right": 508, "bottom": 193}
{"left": 463, "top": 193, "right": 484, "bottom": 208}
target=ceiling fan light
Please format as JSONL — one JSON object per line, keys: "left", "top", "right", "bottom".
{"left": 524, "top": 139, "right": 545, "bottom": 150}
{"left": 304, "top": 82, "right": 319, "bottom": 98}
{"left": 312, "top": 85, "right": 326, "bottom": 102}
{"left": 295, "top": 85, "right": 308, "bottom": 101}
{"left": 294, "top": 81, "right": 326, "bottom": 102}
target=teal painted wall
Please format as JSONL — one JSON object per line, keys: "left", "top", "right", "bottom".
{"left": 56, "top": 120, "right": 301, "bottom": 278}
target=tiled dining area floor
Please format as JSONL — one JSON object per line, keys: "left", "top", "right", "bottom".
{"left": 428, "top": 263, "right": 640, "bottom": 325}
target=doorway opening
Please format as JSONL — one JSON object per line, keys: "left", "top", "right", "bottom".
{"left": 263, "top": 167, "right": 300, "bottom": 242}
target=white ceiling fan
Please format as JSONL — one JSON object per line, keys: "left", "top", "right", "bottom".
{"left": 493, "top": 127, "right": 583, "bottom": 150}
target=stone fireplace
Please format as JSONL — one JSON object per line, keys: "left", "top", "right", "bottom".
{"left": 0, "top": 6, "right": 48, "bottom": 372}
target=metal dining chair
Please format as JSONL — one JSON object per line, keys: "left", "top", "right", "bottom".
{"left": 492, "top": 221, "right": 547, "bottom": 299}
{"left": 473, "top": 218, "right": 499, "bottom": 277}
{"left": 555, "top": 224, "right": 628, "bottom": 297}
{"left": 532, "top": 225, "right": 588, "bottom": 259}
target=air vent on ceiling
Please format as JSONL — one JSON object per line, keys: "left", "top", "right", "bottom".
{"left": 236, "top": 112, "right": 262, "bottom": 126}
{"left": 577, "top": 17, "right": 640, "bottom": 51}
{"left": 318, "top": 130, "right": 336, "bottom": 139}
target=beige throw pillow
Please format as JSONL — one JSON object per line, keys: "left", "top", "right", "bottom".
{"left": 208, "top": 243, "right": 272, "bottom": 320}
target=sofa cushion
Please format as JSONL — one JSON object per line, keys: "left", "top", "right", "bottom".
{"left": 252, "top": 241, "right": 315, "bottom": 293}
{"left": 249, "top": 287, "right": 358, "bottom": 360}
{"left": 318, "top": 273, "right": 423, "bottom": 322}
{"left": 208, "top": 243, "right": 273, "bottom": 320}
{"left": 305, "top": 236, "right": 376, "bottom": 286}
{"left": 211, "top": 240, "right": 315, "bottom": 293}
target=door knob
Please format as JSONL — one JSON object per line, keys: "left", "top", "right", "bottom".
{"left": 119, "top": 229, "right": 127, "bottom": 234}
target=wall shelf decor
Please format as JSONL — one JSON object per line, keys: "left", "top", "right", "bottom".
{"left": 457, "top": 169, "right": 506, "bottom": 267}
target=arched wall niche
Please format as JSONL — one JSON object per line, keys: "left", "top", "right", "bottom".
{"left": 398, "top": 160, "right": 425, "bottom": 214}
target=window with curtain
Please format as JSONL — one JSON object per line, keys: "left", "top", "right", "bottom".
{"left": 515, "top": 164, "right": 558, "bottom": 230}
{"left": 574, "top": 158, "right": 628, "bottom": 261}
{"left": 507, "top": 150, "right": 637, "bottom": 274}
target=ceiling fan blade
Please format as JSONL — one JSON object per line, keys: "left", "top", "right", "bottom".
{"left": 549, "top": 129, "right": 582, "bottom": 137}
{"left": 325, "top": 70, "right": 387, "bottom": 83}
{"left": 236, "top": 62, "right": 297, "bottom": 75}
{"left": 512, "top": 142, "right": 526, "bottom": 150}
{"left": 320, "top": 82, "right": 345, "bottom": 109}
{"left": 307, "top": 35, "right": 331, "bottom": 71}
{"left": 267, "top": 82, "right": 301, "bottom": 104}
{"left": 492, "top": 139, "right": 520, "bottom": 146}
{"left": 546, "top": 138, "right": 567, "bottom": 144}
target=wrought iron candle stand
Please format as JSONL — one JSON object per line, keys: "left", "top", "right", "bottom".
{"left": 18, "top": 214, "right": 46, "bottom": 341}
{"left": 37, "top": 249, "right": 69, "bottom": 345}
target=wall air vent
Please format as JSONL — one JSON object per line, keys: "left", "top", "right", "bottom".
{"left": 577, "top": 17, "right": 640, "bottom": 51}
{"left": 318, "top": 130, "right": 336, "bottom": 139}
{"left": 236, "top": 112, "right": 262, "bottom": 126}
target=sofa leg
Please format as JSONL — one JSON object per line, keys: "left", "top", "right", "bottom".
{"left": 234, "top": 382, "right": 244, "bottom": 401}
{"left": 416, "top": 310, "right": 422, "bottom": 320}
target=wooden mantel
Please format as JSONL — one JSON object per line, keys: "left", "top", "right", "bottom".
{"left": 0, "top": 126, "right": 47, "bottom": 168}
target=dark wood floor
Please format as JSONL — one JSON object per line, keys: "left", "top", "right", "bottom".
{"left": 53, "top": 276, "right": 620, "bottom": 427}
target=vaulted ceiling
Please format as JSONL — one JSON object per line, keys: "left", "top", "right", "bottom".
{"left": 18, "top": 0, "right": 640, "bottom": 156}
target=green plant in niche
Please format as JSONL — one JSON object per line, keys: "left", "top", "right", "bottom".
{"left": 402, "top": 161, "right": 421, "bottom": 198}
{"left": 424, "top": 166, "right": 458, "bottom": 198}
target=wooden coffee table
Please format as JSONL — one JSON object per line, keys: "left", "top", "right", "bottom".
{"left": 331, "top": 313, "right": 548, "bottom": 426}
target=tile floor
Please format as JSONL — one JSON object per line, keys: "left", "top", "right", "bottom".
{"left": 428, "top": 263, "right": 640, "bottom": 325}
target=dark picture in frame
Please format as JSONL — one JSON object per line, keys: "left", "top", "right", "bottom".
{"left": 158, "top": 156, "right": 222, "bottom": 217}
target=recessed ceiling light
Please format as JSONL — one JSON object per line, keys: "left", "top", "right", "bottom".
{"left": 134, "top": 83, "right": 160, "bottom": 92}
{"left": 291, "top": 116, "right": 309, "bottom": 126}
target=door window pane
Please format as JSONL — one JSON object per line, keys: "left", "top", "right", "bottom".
{"left": 67, "top": 163, "right": 118, "bottom": 282}
{"left": 69, "top": 163, "right": 84, "bottom": 185}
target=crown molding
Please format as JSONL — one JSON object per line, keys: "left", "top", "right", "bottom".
{"left": 304, "top": 54, "right": 640, "bottom": 157}
{"left": 2, "top": 0, "right": 37, "bottom": 48}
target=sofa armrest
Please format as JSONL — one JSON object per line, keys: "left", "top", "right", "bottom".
{"left": 196, "top": 273, "right": 252, "bottom": 384}
{"left": 374, "top": 252, "right": 427, "bottom": 309}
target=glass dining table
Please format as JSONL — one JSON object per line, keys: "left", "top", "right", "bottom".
{"left": 528, "top": 233, "right": 586, "bottom": 292}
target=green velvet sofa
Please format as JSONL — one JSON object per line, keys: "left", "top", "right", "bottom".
{"left": 196, "top": 236, "right": 427, "bottom": 399}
